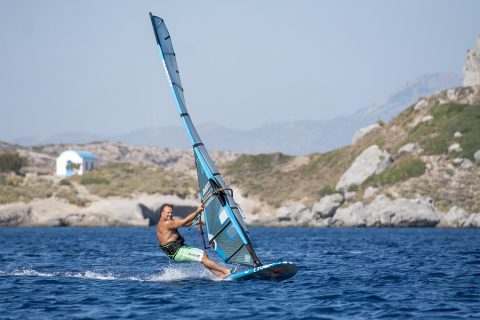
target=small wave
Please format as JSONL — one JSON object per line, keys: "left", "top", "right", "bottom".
{"left": 66, "top": 271, "right": 117, "bottom": 281}
{"left": 125, "top": 275, "right": 146, "bottom": 282}
{"left": 4, "top": 268, "right": 119, "bottom": 281}
{"left": 2, "top": 265, "right": 217, "bottom": 282}
{"left": 11, "top": 268, "right": 56, "bottom": 277}
{"left": 146, "top": 265, "right": 215, "bottom": 282}
{"left": 349, "top": 250, "right": 364, "bottom": 255}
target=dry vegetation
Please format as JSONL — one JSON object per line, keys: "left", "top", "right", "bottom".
{"left": 0, "top": 176, "right": 54, "bottom": 204}
{"left": 70, "top": 163, "right": 197, "bottom": 199}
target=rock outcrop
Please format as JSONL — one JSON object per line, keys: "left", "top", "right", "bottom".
{"left": 0, "top": 194, "right": 200, "bottom": 227}
{"left": 398, "top": 143, "right": 416, "bottom": 154}
{"left": 60, "top": 213, "right": 130, "bottom": 227}
{"left": 322, "top": 196, "right": 439, "bottom": 227}
{"left": 363, "top": 186, "right": 378, "bottom": 199}
{"left": 312, "top": 193, "right": 344, "bottom": 219}
{"left": 448, "top": 143, "right": 462, "bottom": 153}
{"left": 265, "top": 195, "right": 480, "bottom": 228}
{"left": 275, "top": 203, "right": 312, "bottom": 227}
{"left": 413, "top": 98, "right": 428, "bottom": 111}
{"left": 474, "top": 150, "right": 480, "bottom": 162}
{"left": 336, "top": 145, "right": 392, "bottom": 190}
{"left": 0, "top": 203, "right": 32, "bottom": 226}
{"left": 330, "top": 202, "right": 365, "bottom": 227}
{"left": 361, "top": 196, "right": 439, "bottom": 227}
{"left": 352, "top": 124, "right": 382, "bottom": 144}
{"left": 464, "top": 35, "right": 480, "bottom": 87}
{"left": 438, "top": 206, "right": 470, "bottom": 227}
{"left": 421, "top": 115, "right": 433, "bottom": 123}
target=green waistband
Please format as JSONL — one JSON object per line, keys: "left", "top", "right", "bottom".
{"left": 160, "top": 237, "right": 185, "bottom": 258}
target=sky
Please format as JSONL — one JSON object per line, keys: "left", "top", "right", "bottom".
{"left": 1, "top": 0, "right": 479, "bottom": 141}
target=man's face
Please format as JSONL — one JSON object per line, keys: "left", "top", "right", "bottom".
{"left": 161, "top": 206, "right": 173, "bottom": 220}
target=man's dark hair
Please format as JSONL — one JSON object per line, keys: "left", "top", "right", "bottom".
{"left": 159, "top": 203, "right": 174, "bottom": 218}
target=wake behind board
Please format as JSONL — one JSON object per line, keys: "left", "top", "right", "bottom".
{"left": 224, "top": 261, "right": 298, "bottom": 281}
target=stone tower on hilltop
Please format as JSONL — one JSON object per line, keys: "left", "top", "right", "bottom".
{"left": 464, "top": 35, "right": 480, "bottom": 86}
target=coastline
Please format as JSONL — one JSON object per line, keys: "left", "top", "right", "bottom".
{"left": 1, "top": 193, "right": 479, "bottom": 228}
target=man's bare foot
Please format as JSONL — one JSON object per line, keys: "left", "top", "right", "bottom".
{"left": 217, "top": 266, "right": 236, "bottom": 279}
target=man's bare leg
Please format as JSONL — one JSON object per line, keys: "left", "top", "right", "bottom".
{"left": 208, "top": 269, "right": 224, "bottom": 278}
{"left": 201, "top": 254, "right": 231, "bottom": 279}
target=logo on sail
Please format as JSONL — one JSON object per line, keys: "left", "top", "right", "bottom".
{"left": 162, "top": 59, "right": 173, "bottom": 86}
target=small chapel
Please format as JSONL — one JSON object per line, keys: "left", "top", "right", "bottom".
{"left": 55, "top": 150, "right": 97, "bottom": 177}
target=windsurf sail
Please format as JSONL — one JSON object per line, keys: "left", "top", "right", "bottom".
{"left": 150, "top": 13, "right": 262, "bottom": 267}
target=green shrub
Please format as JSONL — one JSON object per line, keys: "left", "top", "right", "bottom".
{"left": 80, "top": 177, "right": 110, "bottom": 185}
{"left": 347, "top": 184, "right": 359, "bottom": 192}
{"left": 318, "top": 185, "right": 337, "bottom": 197}
{"left": 0, "top": 153, "right": 28, "bottom": 174}
{"left": 366, "top": 158, "right": 426, "bottom": 187}
{"left": 0, "top": 177, "right": 53, "bottom": 204}
{"left": 55, "top": 188, "right": 90, "bottom": 207}
{"left": 59, "top": 179, "right": 72, "bottom": 186}
{"left": 0, "top": 175, "right": 22, "bottom": 186}
{"left": 406, "top": 103, "right": 480, "bottom": 159}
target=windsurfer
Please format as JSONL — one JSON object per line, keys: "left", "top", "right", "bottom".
{"left": 157, "top": 203, "right": 234, "bottom": 279}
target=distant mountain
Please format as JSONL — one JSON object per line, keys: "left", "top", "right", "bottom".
{"left": 111, "top": 73, "right": 461, "bottom": 154}
{"left": 355, "top": 73, "right": 462, "bottom": 121}
{"left": 13, "top": 132, "right": 108, "bottom": 147}
{"left": 11, "top": 73, "right": 462, "bottom": 155}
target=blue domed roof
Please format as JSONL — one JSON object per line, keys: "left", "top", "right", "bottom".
{"left": 72, "top": 150, "right": 97, "bottom": 160}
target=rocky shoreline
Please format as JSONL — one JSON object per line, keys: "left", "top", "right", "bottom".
{"left": 0, "top": 194, "right": 197, "bottom": 228}
{"left": 1, "top": 192, "right": 479, "bottom": 228}
{"left": 256, "top": 193, "right": 480, "bottom": 228}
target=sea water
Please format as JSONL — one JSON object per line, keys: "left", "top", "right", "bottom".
{"left": 1, "top": 227, "right": 479, "bottom": 319}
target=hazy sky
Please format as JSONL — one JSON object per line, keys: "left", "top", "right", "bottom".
{"left": 1, "top": 0, "right": 479, "bottom": 140}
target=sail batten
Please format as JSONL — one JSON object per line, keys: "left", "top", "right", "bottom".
{"left": 150, "top": 13, "right": 261, "bottom": 266}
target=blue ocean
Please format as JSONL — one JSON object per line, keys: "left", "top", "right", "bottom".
{"left": 1, "top": 227, "right": 479, "bottom": 319}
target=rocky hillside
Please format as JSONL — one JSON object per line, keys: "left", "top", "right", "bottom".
{"left": 233, "top": 86, "right": 480, "bottom": 227}
{"left": 0, "top": 142, "right": 237, "bottom": 227}
{"left": 1, "top": 86, "right": 480, "bottom": 227}
{"left": 222, "top": 86, "right": 480, "bottom": 208}
{"left": 17, "top": 141, "right": 236, "bottom": 175}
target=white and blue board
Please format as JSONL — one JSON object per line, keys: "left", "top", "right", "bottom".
{"left": 224, "top": 261, "right": 298, "bottom": 281}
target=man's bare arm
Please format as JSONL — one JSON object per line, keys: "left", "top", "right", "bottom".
{"left": 164, "top": 205, "right": 204, "bottom": 230}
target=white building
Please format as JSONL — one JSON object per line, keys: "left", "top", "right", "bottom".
{"left": 56, "top": 150, "right": 98, "bottom": 177}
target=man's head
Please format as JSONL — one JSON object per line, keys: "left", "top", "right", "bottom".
{"left": 159, "top": 203, "right": 174, "bottom": 220}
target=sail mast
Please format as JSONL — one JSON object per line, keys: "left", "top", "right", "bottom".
{"left": 149, "top": 13, "right": 261, "bottom": 266}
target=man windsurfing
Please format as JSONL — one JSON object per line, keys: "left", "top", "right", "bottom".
{"left": 157, "top": 203, "right": 234, "bottom": 279}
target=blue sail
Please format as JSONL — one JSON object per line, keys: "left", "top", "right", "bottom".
{"left": 150, "top": 13, "right": 261, "bottom": 267}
